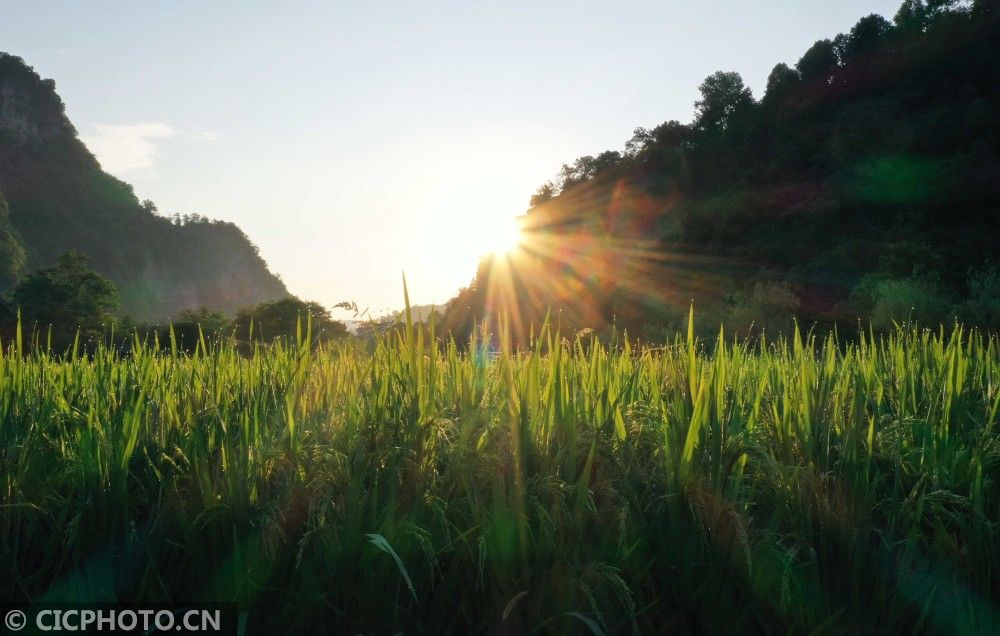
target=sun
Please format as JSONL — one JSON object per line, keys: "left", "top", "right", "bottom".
{"left": 485, "top": 216, "right": 523, "bottom": 257}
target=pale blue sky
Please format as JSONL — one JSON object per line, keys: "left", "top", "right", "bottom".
{"left": 0, "top": 1, "right": 902, "bottom": 317}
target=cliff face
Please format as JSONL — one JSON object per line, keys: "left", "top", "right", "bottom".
{"left": 0, "top": 56, "right": 72, "bottom": 140}
{"left": 0, "top": 53, "right": 289, "bottom": 321}
{"left": 0, "top": 84, "right": 36, "bottom": 138}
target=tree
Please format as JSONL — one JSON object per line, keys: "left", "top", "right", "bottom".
{"left": 763, "top": 63, "right": 801, "bottom": 105}
{"left": 138, "top": 306, "right": 232, "bottom": 353}
{"left": 557, "top": 157, "right": 593, "bottom": 190}
{"left": 529, "top": 182, "right": 557, "bottom": 209}
{"left": 797, "top": 39, "right": 839, "bottom": 81}
{"left": 624, "top": 127, "right": 655, "bottom": 158}
{"left": 852, "top": 274, "right": 952, "bottom": 329}
{"left": 693, "top": 71, "right": 754, "bottom": 134}
{"left": 591, "top": 150, "right": 623, "bottom": 174}
{"left": 840, "top": 14, "right": 895, "bottom": 62}
{"left": 12, "top": 251, "right": 119, "bottom": 344}
{"left": 178, "top": 306, "right": 230, "bottom": 333}
{"left": 555, "top": 151, "right": 622, "bottom": 191}
{"left": 649, "top": 120, "right": 690, "bottom": 147}
{"left": 231, "top": 297, "right": 347, "bottom": 344}
{"left": 727, "top": 281, "right": 801, "bottom": 337}
{"left": 895, "top": 0, "right": 930, "bottom": 30}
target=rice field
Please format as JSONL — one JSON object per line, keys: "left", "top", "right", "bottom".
{"left": 1, "top": 311, "right": 999, "bottom": 634}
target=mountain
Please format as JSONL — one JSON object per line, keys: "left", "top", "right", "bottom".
{"left": 379, "top": 304, "right": 442, "bottom": 323}
{"left": 443, "top": 1, "right": 1000, "bottom": 341}
{"left": 0, "top": 53, "right": 288, "bottom": 322}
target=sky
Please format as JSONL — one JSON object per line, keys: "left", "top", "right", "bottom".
{"left": 0, "top": 0, "right": 903, "bottom": 319}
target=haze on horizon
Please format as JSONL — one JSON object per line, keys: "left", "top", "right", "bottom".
{"left": 0, "top": 0, "right": 902, "bottom": 319}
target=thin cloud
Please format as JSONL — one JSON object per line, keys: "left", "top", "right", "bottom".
{"left": 81, "top": 123, "right": 176, "bottom": 175}
{"left": 193, "top": 130, "right": 220, "bottom": 141}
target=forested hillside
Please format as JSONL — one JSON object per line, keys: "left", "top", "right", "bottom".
{"left": 444, "top": 0, "right": 1000, "bottom": 341}
{"left": 0, "top": 53, "right": 288, "bottom": 321}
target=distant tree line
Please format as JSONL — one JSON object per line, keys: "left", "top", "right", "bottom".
{"left": 0, "top": 250, "right": 346, "bottom": 353}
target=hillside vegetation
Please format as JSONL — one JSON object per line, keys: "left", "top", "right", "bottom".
{"left": 445, "top": 0, "right": 1000, "bottom": 341}
{"left": 0, "top": 53, "right": 288, "bottom": 321}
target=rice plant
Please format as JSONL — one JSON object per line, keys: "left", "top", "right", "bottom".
{"left": 1, "top": 311, "right": 998, "bottom": 634}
